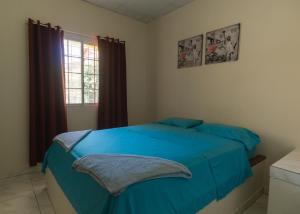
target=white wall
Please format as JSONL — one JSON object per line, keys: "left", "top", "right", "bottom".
{"left": 0, "top": 0, "right": 153, "bottom": 178}
{"left": 149, "top": 0, "right": 300, "bottom": 168}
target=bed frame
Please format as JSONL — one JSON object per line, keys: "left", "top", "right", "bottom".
{"left": 46, "top": 155, "right": 266, "bottom": 214}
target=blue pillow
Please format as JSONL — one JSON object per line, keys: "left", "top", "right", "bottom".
{"left": 194, "top": 123, "right": 260, "bottom": 154}
{"left": 157, "top": 117, "right": 203, "bottom": 128}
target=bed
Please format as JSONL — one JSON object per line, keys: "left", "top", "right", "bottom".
{"left": 43, "top": 122, "right": 266, "bottom": 214}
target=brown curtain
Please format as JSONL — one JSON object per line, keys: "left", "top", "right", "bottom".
{"left": 28, "top": 19, "right": 67, "bottom": 166}
{"left": 97, "top": 37, "right": 128, "bottom": 129}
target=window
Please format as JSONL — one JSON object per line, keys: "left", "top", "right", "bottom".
{"left": 64, "top": 37, "right": 99, "bottom": 104}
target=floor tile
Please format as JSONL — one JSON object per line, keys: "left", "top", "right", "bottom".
{"left": 0, "top": 175, "right": 33, "bottom": 202}
{"left": 0, "top": 194, "right": 40, "bottom": 214}
{"left": 243, "top": 194, "right": 268, "bottom": 214}
{"left": 29, "top": 172, "right": 45, "bottom": 183}
{"left": 31, "top": 173, "right": 46, "bottom": 192}
{"left": 31, "top": 173, "right": 55, "bottom": 214}
{"left": 35, "top": 186, "right": 55, "bottom": 214}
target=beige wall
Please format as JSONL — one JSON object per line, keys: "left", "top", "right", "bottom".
{"left": 150, "top": 0, "right": 300, "bottom": 167}
{"left": 0, "top": 0, "right": 153, "bottom": 178}
{"left": 1, "top": 0, "right": 300, "bottom": 179}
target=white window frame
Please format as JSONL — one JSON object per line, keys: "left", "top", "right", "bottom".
{"left": 64, "top": 33, "right": 99, "bottom": 105}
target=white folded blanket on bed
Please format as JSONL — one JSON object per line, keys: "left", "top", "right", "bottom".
{"left": 72, "top": 154, "right": 192, "bottom": 196}
{"left": 53, "top": 130, "right": 92, "bottom": 152}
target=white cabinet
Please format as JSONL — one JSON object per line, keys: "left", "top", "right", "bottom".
{"left": 267, "top": 150, "right": 300, "bottom": 214}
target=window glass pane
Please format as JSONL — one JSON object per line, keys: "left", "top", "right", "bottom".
{"left": 95, "top": 60, "right": 99, "bottom": 75}
{"left": 69, "top": 57, "right": 81, "bottom": 73}
{"left": 69, "top": 89, "right": 82, "bottom": 104}
{"left": 65, "top": 89, "right": 69, "bottom": 104}
{"left": 84, "top": 44, "right": 95, "bottom": 59}
{"left": 64, "top": 40, "right": 68, "bottom": 55}
{"left": 69, "top": 73, "right": 81, "bottom": 88}
{"left": 84, "top": 74, "right": 95, "bottom": 103}
{"left": 68, "top": 40, "right": 81, "bottom": 57}
{"left": 64, "top": 56, "right": 69, "bottom": 72}
{"left": 95, "top": 90, "right": 99, "bottom": 103}
{"left": 95, "top": 75, "right": 99, "bottom": 89}
{"left": 95, "top": 47, "right": 99, "bottom": 59}
{"left": 84, "top": 89, "right": 95, "bottom": 104}
{"left": 64, "top": 72, "right": 69, "bottom": 89}
{"left": 84, "top": 74, "right": 95, "bottom": 90}
{"left": 84, "top": 59, "right": 95, "bottom": 75}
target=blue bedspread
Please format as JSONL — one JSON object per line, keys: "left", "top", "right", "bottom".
{"left": 43, "top": 123, "right": 253, "bottom": 214}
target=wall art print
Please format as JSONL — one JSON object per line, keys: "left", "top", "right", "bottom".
{"left": 178, "top": 34, "right": 203, "bottom": 68}
{"left": 205, "top": 23, "right": 240, "bottom": 64}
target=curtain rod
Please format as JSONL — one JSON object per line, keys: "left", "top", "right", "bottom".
{"left": 65, "top": 30, "right": 125, "bottom": 43}
{"left": 64, "top": 29, "right": 96, "bottom": 39}
{"left": 28, "top": 18, "right": 61, "bottom": 30}
{"left": 28, "top": 18, "right": 125, "bottom": 43}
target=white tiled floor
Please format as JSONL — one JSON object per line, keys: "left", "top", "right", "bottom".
{"left": 0, "top": 172, "right": 268, "bottom": 214}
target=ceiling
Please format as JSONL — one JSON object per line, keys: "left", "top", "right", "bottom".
{"left": 84, "top": 0, "right": 195, "bottom": 23}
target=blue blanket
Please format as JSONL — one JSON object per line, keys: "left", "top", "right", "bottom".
{"left": 43, "top": 123, "right": 254, "bottom": 214}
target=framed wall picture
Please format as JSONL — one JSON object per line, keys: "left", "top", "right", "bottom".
{"left": 178, "top": 34, "right": 203, "bottom": 68}
{"left": 205, "top": 23, "right": 240, "bottom": 64}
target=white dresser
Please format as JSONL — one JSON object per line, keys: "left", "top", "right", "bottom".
{"left": 267, "top": 150, "right": 300, "bottom": 214}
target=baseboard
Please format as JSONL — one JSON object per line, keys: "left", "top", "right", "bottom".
{"left": 0, "top": 164, "right": 41, "bottom": 180}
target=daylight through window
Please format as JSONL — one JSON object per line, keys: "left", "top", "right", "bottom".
{"left": 64, "top": 38, "right": 99, "bottom": 104}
